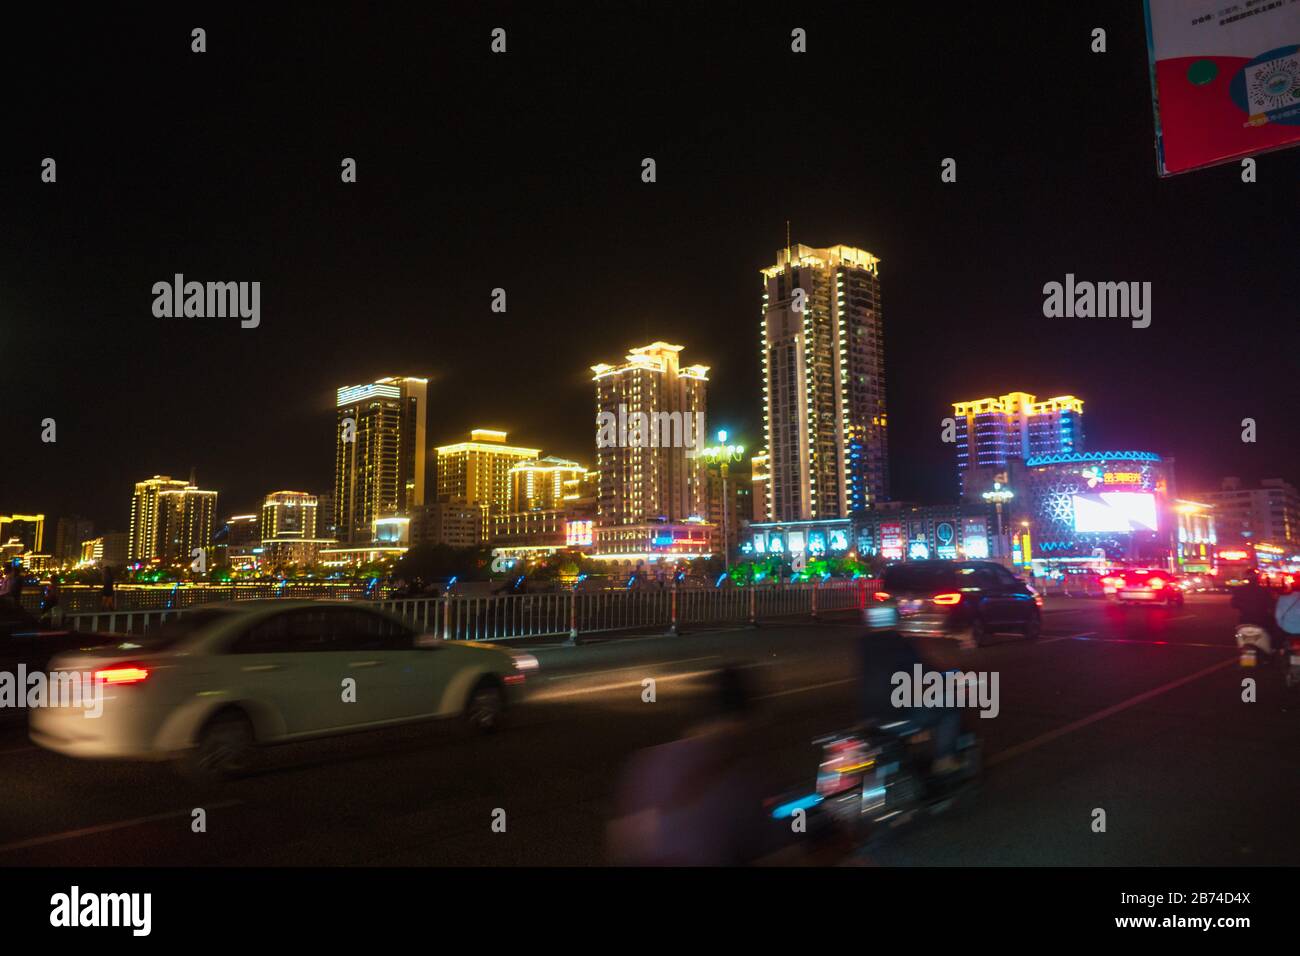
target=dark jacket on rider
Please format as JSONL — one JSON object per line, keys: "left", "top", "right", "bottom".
{"left": 1231, "top": 581, "right": 1278, "bottom": 633}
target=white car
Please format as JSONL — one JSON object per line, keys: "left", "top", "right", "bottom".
{"left": 29, "top": 600, "right": 538, "bottom": 781}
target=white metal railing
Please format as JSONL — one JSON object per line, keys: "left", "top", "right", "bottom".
{"left": 59, "top": 579, "right": 880, "bottom": 641}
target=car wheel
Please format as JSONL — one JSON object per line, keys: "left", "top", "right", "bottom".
{"left": 1023, "top": 611, "right": 1041, "bottom": 641}
{"left": 465, "top": 679, "right": 504, "bottom": 733}
{"left": 970, "top": 616, "right": 989, "bottom": 647}
{"left": 179, "top": 710, "right": 256, "bottom": 784}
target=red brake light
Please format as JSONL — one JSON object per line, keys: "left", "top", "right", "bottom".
{"left": 931, "top": 592, "right": 962, "bottom": 605}
{"left": 873, "top": 591, "right": 891, "bottom": 602}
{"left": 1291, "top": 638, "right": 1300, "bottom": 653}
{"left": 94, "top": 664, "right": 149, "bottom": 685}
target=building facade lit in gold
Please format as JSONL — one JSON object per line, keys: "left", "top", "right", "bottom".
{"left": 760, "top": 243, "right": 887, "bottom": 522}
{"left": 334, "top": 376, "right": 428, "bottom": 545}
{"left": 434, "top": 429, "right": 540, "bottom": 536}
{"left": 128, "top": 475, "right": 218, "bottom": 566}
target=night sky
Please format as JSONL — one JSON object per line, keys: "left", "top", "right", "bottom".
{"left": 4, "top": 2, "right": 1297, "bottom": 535}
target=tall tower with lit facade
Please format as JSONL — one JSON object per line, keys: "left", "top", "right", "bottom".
{"left": 952, "top": 391, "right": 1084, "bottom": 495}
{"left": 334, "top": 376, "right": 428, "bottom": 545}
{"left": 591, "top": 342, "right": 709, "bottom": 528}
{"left": 129, "top": 475, "right": 217, "bottom": 565}
{"left": 760, "top": 243, "right": 888, "bottom": 522}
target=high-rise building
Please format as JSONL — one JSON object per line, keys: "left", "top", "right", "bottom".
{"left": 261, "top": 491, "right": 319, "bottom": 541}
{"left": 334, "top": 376, "right": 428, "bottom": 544}
{"left": 0, "top": 514, "right": 45, "bottom": 553}
{"left": 760, "top": 243, "right": 888, "bottom": 522}
{"left": 434, "top": 430, "right": 540, "bottom": 536}
{"left": 1207, "top": 477, "right": 1300, "bottom": 550}
{"left": 509, "top": 457, "right": 586, "bottom": 512}
{"left": 129, "top": 476, "right": 218, "bottom": 566}
{"left": 54, "top": 515, "right": 94, "bottom": 563}
{"left": 591, "top": 342, "right": 709, "bottom": 528}
{"left": 951, "top": 391, "right": 1084, "bottom": 495}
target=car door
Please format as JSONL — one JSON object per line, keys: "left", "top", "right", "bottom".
{"left": 993, "top": 565, "right": 1035, "bottom": 625}
{"left": 360, "top": 609, "right": 461, "bottom": 720}
{"left": 225, "top": 608, "right": 342, "bottom": 739}
{"left": 966, "top": 566, "right": 1012, "bottom": 628}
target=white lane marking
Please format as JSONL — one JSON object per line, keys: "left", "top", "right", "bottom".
{"left": 987, "top": 657, "right": 1236, "bottom": 768}
{"left": 0, "top": 800, "right": 244, "bottom": 854}
{"left": 1040, "top": 631, "right": 1096, "bottom": 644}
{"left": 757, "top": 678, "right": 856, "bottom": 700}
{"left": 537, "top": 655, "right": 720, "bottom": 683}
{"left": 530, "top": 669, "right": 719, "bottom": 702}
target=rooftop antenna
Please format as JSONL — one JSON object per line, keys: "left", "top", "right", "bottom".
{"left": 785, "top": 220, "right": 791, "bottom": 261}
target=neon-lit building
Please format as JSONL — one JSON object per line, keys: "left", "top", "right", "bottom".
{"left": 509, "top": 457, "right": 586, "bottom": 513}
{"left": 128, "top": 476, "right": 218, "bottom": 566}
{"left": 0, "top": 514, "right": 45, "bottom": 554}
{"left": 434, "top": 429, "right": 540, "bottom": 539}
{"left": 334, "top": 376, "right": 428, "bottom": 545}
{"left": 1019, "top": 451, "right": 1181, "bottom": 568}
{"left": 591, "top": 342, "right": 710, "bottom": 533}
{"left": 952, "top": 391, "right": 1084, "bottom": 496}
{"left": 760, "top": 243, "right": 887, "bottom": 521}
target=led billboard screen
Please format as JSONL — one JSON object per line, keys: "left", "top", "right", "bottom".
{"left": 1071, "top": 492, "right": 1158, "bottom": 533}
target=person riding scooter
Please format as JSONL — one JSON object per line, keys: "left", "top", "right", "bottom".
{"left": 1231, "top": 570, "right": 1282, "bottom": 660}
{"left": 859, "top": 603, "right": 963, "bottom": 777}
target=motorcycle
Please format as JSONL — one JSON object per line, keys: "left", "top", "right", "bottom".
{"left": 1235, "top": 624, "right": 1300, "bottom": 691}
{"left": 767, "top": 718, "right": 981, "bottom": 857}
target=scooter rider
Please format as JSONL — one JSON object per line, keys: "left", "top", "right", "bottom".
{"left": 1231, "top": 570, "right": 1281, "bottom": 657}
{"left": 859, "top": 602, "right": 962, "bottom": 776}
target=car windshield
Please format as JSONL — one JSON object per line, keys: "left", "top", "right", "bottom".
{"left": 882, "top": 565, "right": 958, "bottom": 592}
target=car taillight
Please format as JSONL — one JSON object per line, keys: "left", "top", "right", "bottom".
{"left": 931, "top": 592, "right": 962, "bottom": 605}
{"left": 873, "top": 591, "right": 892, "bottom": 602}
{"left": 94, "top": 664, "right": 149, "bottom": 685}
{"left": 1290, "top": 638, "right": 1300, "bottom": 653}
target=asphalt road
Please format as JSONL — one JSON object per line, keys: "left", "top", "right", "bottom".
{"left": 1, "top": 594, "right": 1296, "bottom": 866}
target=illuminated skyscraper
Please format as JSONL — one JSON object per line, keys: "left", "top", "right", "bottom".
{"left": 591, "top": 342, "right": 709, "bottom": 528}
{"left": 952, "top": 391, "right": 1084, "bottom": 494}
{"left": 760, "top": 243, "right": 887, "bottom": 521}
{"left": 434, "top": 430, "right": 540, "bottom": 537}
{"left": 509, "top": 457, "right": 586, "bottom": 512}
{"left": 260, "top": 491, "right": 319, "bottom": 541}
{"left": 129, "top": 475, "right": 218, "bottom": 565}
{"left": 334, "top": 376, "right": 428, "bottom": 545}
{"left": 0, "top": 514, "right": 45, "bottom": 553}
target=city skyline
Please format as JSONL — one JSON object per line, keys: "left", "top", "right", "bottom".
{"left": 5, "top": 6, "right": 1297, "bottom": 532}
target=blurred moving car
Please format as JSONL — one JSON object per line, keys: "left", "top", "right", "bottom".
{"left": 29, "top": 600, "right": 538, "bottom": 780}
{"left": 1104, "top": 568, "right": 1185, "bottom": 607}
{"left": 876, "top": 561, "right": 1042, "bottom": 647}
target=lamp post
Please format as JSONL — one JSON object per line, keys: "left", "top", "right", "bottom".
{"left": 981, "top": 482, "right": 1015, "bottom": 561}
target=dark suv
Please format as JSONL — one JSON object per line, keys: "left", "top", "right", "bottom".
{"left": 878, "top": 560, "right": 1042, "bottom": 647}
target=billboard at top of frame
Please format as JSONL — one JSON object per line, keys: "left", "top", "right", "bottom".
{"left": 1144, "top": 0, "right": 1300, "bottom": 175}
{"left": 1071, "top": 492, "right": 1159, "bottom": 534}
